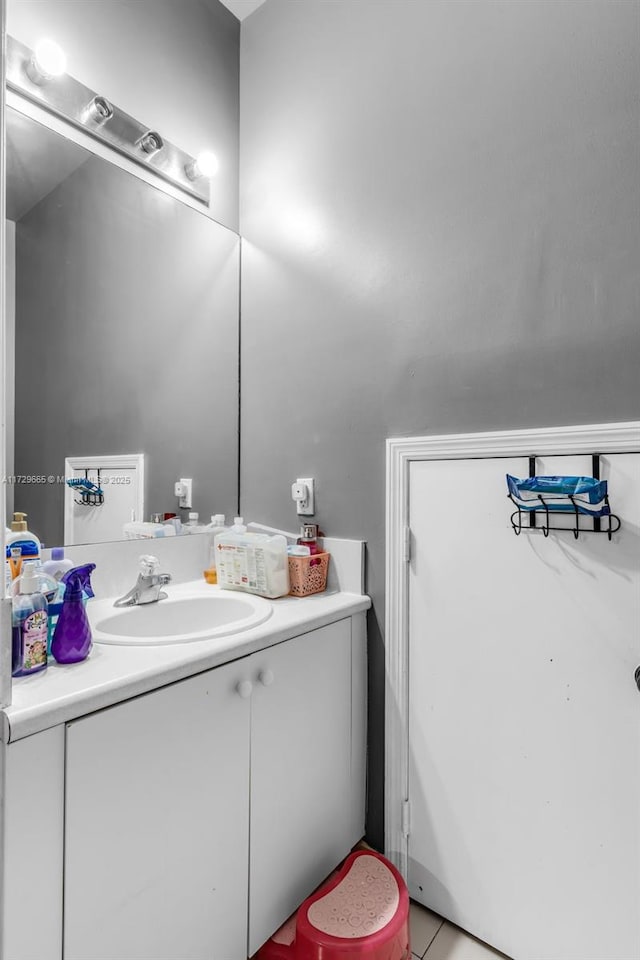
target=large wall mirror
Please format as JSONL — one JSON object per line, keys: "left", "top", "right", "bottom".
{"left": 4, "top": 102, "right": 240, "bottom": 549}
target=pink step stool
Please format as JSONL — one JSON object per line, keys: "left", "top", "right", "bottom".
{"left": 257, "top": 850, "right": 410, "bottom": 960}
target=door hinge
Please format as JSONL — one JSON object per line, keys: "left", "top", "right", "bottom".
{"left": 403, "top": 526, "right": 411, "bottom": 563}
{"left": 401, "top": 799, "right": 411, "bottom": 837}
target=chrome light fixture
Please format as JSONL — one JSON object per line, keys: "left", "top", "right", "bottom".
{"left": 137, "top": 131, "right": 164, "bottom": 156}
{"left": 81, "top": 95, "right": 114, "bottom": 127}
{"left": 6, "top": 34, "right": 213, "bottom": 205}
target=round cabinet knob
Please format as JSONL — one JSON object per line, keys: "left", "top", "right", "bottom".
{"left": 236, "top": 679, "right": 253, "bottom": 699}
{"left": 258, "top": 669, "right": 275, "bottom": 687}
{"left": 635, "top": 666, "right": 640, "bottom": 692}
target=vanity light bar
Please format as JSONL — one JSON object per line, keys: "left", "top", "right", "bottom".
{"left": 5, "top": 35, "right": 211, "bottom": 205}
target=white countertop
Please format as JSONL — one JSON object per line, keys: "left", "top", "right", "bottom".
{"left": 2, "top": 582, "right": 370, "bottom": 743}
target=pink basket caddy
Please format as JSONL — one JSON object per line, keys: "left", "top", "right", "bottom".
{"left": 256, "top": 849, "right": 410, "bottom": 960}
{"left": 288, "top": 552, "right": 330, "bottom": 597}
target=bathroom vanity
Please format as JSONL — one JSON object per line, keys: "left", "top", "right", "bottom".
{"left": 0, "top": 584, "right": 369, "bottom": 960}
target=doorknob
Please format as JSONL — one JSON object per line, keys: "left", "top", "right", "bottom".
{"left": 635, "top": 667, "right": 640, "bottom": 691}
{"left": 236, "top": 679, "right": 253, "bottom": 699}
{"left": 258, "top": 669, "right": 275, "bottom": 687}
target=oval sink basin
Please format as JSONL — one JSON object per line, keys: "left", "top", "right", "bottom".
{"left": 90, "top": 591, "right": 272, "bottom": 645}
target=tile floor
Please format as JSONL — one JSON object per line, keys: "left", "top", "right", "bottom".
{"left": 410, "top": 900, "right": 512, "bottom": 960}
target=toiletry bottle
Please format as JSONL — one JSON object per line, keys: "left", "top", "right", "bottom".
{"left": 12, "top": 561, "right": 49, "bottom": 677}
{"left": 42, "top": 549, "right": 75, "bottom": 653}
{"left": 288, "top": 544, "right": 311, "bottom": 557}
{"left": 207, "top": 514, "right": 227, "bottom": 531}
{"left": 5, "top": 512, "right": 41, "bottom": 595}
{"left": 203, "top": 515, "right": 227, "bottom": 584}
{"left": 10, "top": 562, "right": 58, "bottom": 602}
{"left": 298, "top": 524, "right": 321, "bottom": 555}
{"left": 51, "top": 563, "right": 96, "bottom": 665}
{"left": 6, "top": 546, "right": 21, "bottom": 597}
{"left": 186, "top": 512, "right": 210, "bottom": 534}
{"left": 42, "top": 547, "right": 74, "bottom": 582}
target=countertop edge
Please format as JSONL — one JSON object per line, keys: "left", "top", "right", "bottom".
{"left": 2, "top": 592, "right": 371, "bottom": 744}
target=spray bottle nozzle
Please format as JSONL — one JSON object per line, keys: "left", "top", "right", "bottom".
{"left": 61, "top": 563, "right": 96, "bottom": 601}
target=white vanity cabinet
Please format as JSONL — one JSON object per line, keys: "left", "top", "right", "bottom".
{"left": 63, "top": 659, "right": 251, "bottom": 960}
{"left": 1, "top": 614, "right": 366, "bottom": 960}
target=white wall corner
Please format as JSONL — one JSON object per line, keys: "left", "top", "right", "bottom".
{"left": 321, "top": 536, "right": 366, "bottom": 595}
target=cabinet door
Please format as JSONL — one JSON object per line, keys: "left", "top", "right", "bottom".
{"left": 1, "top": 726, "right": 64, "bottom": 960}
{"left": 248, "top": 620, "right": 353, "bottom": 955}
{"left": 64, "top": 664, "right": 251, "bottom": 960}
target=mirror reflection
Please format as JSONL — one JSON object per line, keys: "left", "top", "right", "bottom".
{"left": 5, "top": 106, "right": 240, "bottom": 549}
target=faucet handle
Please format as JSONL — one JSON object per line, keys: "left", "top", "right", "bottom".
{"left": 139, "top": 555, "right": 160, "bottom": 576}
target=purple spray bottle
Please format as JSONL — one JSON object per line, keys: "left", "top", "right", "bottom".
{"left": 51, "top": 563, "right": 96, "bottom": 664}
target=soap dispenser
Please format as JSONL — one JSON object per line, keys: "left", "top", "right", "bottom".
{"left": 5, "top": 511, "right": 42, "bottom": 595}
{"left": 51, "top": 563, "right": 96, "bottom": 665}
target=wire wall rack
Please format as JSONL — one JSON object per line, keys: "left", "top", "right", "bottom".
{"left": 507, "top": 455, "right": 621, "bottom": 541}
{"left": 67, "top": 470, "right": 105, "bottom": 507}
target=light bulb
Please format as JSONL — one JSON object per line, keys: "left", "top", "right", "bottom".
{"left": 196, "top": 151, "right": 219, "bottom": 177}
{"left": 27, "top": 39, "right": 67, "bottom": 83}
{"left": 185, "top": 150, "right": 219, "bottom": 180}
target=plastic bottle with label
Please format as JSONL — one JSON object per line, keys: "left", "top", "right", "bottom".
{"left": 298, "top": 523, "right": 322, "bottom": 556}
{"left": 42, "top": 547, "right": 74, "bottom": 582}
{"left": 5, "top": 512, "right": 41, "bottom": 596}
{"left": 203, "top": 516, "right": 227, "bottom": 584}
{"left": 12, "top": 561, "right": 49, "bottom": 677}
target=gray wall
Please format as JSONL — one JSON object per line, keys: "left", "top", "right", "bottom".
{"left": 15, "top": 156, "right": 239, "bottom": 547}
{"left": 7, "top": 0, "right": 240, "bottom": 231}
{"left": 239, "top": 0, "right": 640, "bottom": 846}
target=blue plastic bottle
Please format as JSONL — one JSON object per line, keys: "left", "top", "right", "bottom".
{"left": 51, "top": 564, "right": 96, "bottom": 665}
{"left": 12, "top": 561, "right": 49, "bottom": 677}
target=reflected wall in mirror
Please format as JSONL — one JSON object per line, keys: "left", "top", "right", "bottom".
{"left": 5, "top": 105, "right": 240, "bottom": 548}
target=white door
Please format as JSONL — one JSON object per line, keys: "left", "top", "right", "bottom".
{"left": 64, "top": 663, "right": 251, "bottom": 960}
{"left": 64, "top": 454, "right": 144, "bottom": 544}
{"left": 408, "top": 454, "right": 640, "bottom": 960}
{"left": 248, "top": 621, "right": 353, "bottom": 956}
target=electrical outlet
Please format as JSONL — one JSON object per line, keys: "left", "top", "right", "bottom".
{"left": 292, "top": 477, "right": 315, "bottom": 516}
{"left": 175, "top": 478, "right": 193, "bottom": 509}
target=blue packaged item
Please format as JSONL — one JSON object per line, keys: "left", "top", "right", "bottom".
{"left": 506, "top": 475, "right": 610, "bottom": 517}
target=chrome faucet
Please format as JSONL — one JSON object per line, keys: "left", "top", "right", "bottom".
{"left": 114, "top": 555, "right": 172, "bottom": 607}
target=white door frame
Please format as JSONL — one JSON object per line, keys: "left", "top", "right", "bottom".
{"left": 384, "top": 420, "right": 640, "bottom": 877}
{"left": 1, "top": 0, "right": 11, "bottom": 709}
